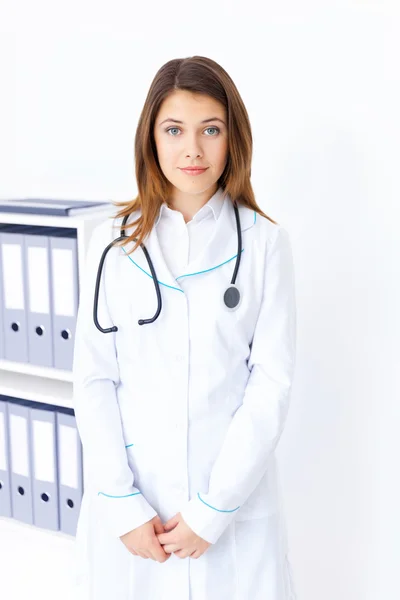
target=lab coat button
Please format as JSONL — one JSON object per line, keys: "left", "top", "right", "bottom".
{"left": 175, "top": 354, "right": 184, "bottom": 362}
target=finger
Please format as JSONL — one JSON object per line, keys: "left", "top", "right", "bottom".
{"left": 163, "top": 544, "right": 181, "bottom": 554}
{"left": 153, "top": 518, "right": 165, "bottom": 535}
{"left": 157, "top": 532, "right": 177, "bottom": 545}
{"left": 190, "top": 549, "right": 201, "bottom": 559}
{"left": 174, "top": 548, "right": 191, "bottom": 559}
{"left": 129, "top": 549, "right": 138, "bottom": 556}
{"left": 137, "top": 550, "right": 150, "bottom": 559}
{"left": 150, "top": 537, "right": 173, "bottom": 562}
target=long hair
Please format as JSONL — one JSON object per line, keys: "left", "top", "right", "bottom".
{"left": 110, "top": 55, "right": 277, "bottom": 254}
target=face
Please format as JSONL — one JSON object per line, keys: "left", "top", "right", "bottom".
{"left": 153, "top": 90, "right": 228, "bottom": 201}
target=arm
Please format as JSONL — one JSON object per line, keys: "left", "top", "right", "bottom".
{"left": 72, "top": 223, "right": 158, "bottom": 538}
{"left": 180, "top": 225, "right": 297, "bottom": 544}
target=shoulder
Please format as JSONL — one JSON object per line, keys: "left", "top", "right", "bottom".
{"left": 251, "top": 210, "right": 292, "bottom": 254}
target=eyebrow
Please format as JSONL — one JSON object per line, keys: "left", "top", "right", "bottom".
{"left": 159, "top": 117, "right": 226, "bottom": 126}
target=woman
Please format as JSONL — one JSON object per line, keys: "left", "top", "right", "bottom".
{"left": 73, "top": 55, "right": 297, "bottom": 599}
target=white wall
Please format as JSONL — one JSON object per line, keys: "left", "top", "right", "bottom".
{"left": 1, "top": 2, "right": 398, "bottom": 599}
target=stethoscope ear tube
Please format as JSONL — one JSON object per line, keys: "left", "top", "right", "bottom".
{"left": 94, "top": 201, "right": 243, "bottom": 333}
{"left": 93, "top": 214, "right": 163, "bottom": 333}
{"left": 93, "top": 239, "right": 121, "bottom": 333}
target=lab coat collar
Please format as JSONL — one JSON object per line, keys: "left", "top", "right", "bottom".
{"left": 155, "top": 186, "right": 225, "bottom": 226}
{"left": 119, "top": 189, "right": 256, "bottom": 292}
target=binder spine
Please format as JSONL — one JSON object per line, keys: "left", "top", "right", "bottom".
{"left": 25, "top": 231, "right": 54, "bottom": 367}
{"left": 31, "top": 406, "right": 60, "bottom": 531}
{"left": 8, "top": 401, "right": 34, "bottom": 525}
{"left": 57, "top": 411, "right": 83, "bottom": 536}
{"left": 0, "top": 399, "right": 12, "bottom": 517}
{"left": 50, "top": 232, "right": 79, "bottom": 371}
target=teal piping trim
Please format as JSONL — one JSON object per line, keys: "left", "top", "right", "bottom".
{"left": 197, "top": 492, "right": 240, "bottom": 513}
{"left": 98, "top": 491, "right": 142, "bottom": 498}
{"left": 176, "top": 249, "right": 244, "bottom": 281}
{"left": 121, "top": 247, "right": 182, "bottom": 292}
{"left": 125, "top": 443, "right": 134, "bottom": 448}
{"left": 254, "top": 210, "right": 257, "bottom": 224}
{"left": 122, "top": 247, "right": 245, "bottom": 289}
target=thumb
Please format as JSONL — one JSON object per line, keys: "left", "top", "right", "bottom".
{"left": 164, "top": 513, "right": 180, "bottom": 531}
{"left": 152, "top": 516, "right": 165, "bottom": 535}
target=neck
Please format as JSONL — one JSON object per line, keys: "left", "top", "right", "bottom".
{"left": 167, "top": 184, "right": 219, "bottom": 223}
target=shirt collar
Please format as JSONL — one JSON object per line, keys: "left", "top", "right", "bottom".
{"left": 155, "top": 186, "right": 225, "bottom": 227}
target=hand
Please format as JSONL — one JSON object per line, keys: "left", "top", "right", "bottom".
{"left": 157, "top": 512, "right": 212, "bottom": 559}
{"left": 120, "top": 515, "right": 171, "bottom": 562}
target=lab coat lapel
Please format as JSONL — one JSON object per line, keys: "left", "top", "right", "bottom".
{"left": 120, "top": 209, "right": 183, "bottom": 293}
{"left": 119, "top": 193, "right": 256, "bottom": 290}
{"left": 175, "top": 193, "right": 255, "bottom": 283}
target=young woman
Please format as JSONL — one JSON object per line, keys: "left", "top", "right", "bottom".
{"left": 73, "top": 55, "right": 297, "bottom": 600}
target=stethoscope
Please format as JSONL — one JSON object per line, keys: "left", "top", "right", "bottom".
{"left": 94, "top": 201, "right": 242, "bottom": 333}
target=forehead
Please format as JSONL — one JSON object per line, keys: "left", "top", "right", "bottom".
{"left": 157, "top": 90, "right": 225, "bottom": 119}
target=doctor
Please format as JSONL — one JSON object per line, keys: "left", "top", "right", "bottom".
{"left": 72, "top": 55, "right": 297, "bottom": 600}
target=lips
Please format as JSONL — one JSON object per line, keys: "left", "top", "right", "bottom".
{"left": 180, "top": 167, "right": 208, "bottom": 175}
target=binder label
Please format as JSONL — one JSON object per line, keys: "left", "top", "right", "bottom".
{"left": 52, "top": 248, "right": 74, "bottom": 317}
{"left": 10, "top": 414, "right": 29, "bottom": 476}
{"left": 2, "top": 243, "right": 24, "bottom": 310}
{"left": 32, "top": 420, "right": 55, "bottom": 482}
{"left": 0, "top": 412, "right": 7, "bottom": 470}
{"left": 59, "top": 424, "right": 78, "bottom": 488}
{"left": 28, "top": 247, "right": 50, "bottom": 314}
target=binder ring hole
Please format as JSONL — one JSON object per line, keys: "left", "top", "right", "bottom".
{"left": 18, "top": 486, "right": 25, "bottom": 496}
{"left": 0, "top": 481, "right": 3, "bottom": 490}
{"left": 11, "top": 322, "right": 20, "bottom": 332}
{"left": 67, "top": 498, "right": 74, "bottom": 509}
{"left": 61, "top": 329, "right": 71, "bottom": 340}
{"left": 41, "top": 492, "right": 50, "bottom": 503}
{"left": 36, "top": 326, "right": 45, "bottom": 336}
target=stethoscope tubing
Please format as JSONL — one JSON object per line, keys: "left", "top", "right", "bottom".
{"left": 93, "top": 201, "right": 242, "bottom": 333}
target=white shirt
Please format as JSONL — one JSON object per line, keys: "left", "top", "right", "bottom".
{"left": 155, "top": 186, "right": 225, "bottom": 278}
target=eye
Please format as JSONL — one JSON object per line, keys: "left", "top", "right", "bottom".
{"left": 205, "top": 127, "right": 220, "bottom": 136}
{"left": 165, "top": 126, "right": 221, "bottom": 136}
{"left": 166, "top": 127, "right": 180, "bottom": 136}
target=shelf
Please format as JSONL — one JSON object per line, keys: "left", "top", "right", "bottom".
{"left": 0, "top": 207, "right": 113, "bottom": 412}
{"left": 0, "top": 369, "right": 73, "bottom": 409}
{"left": 0, "top": 205, "right": 115, "bottom": 228}
{"left": 0, "top": 359, "right": 72, "bottom": 382}
{"left": 0, "top": 514, "right": 75, "bottom": 541}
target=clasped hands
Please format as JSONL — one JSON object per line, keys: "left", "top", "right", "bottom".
{"left": 120, "top": 512, "right": 211, "bottom": 562}
{"left": 157, "top": 512, "right": 211, "bottom": 559}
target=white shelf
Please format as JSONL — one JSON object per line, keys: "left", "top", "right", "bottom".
{"left": 0, "top": 208, "right": 111, "bottom": 597}
{"left": 0, "top": 205, "right": 115, "bottom": 227}
{"left": 0, "top": 359, "right": 72, "bottom": 382}
{"left": 0, "top": 369, "right": 73, "bottom": 408}
{"left": 0, "top": 517, "right": 78, "bottom": 600}
{"left": 0, "top": 207, "right": 114, "bottom": 411}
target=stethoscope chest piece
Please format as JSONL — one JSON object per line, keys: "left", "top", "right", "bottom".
{"left": 223, "top": 284, "right": 241, "bottom": 311}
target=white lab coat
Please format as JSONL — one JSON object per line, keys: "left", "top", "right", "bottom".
{"left": 72, "top": 192, "right": 297, "bottom": 600}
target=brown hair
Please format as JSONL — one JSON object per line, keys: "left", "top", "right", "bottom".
{"left": 109, "top": 55, "right": 277, "bottom": 254}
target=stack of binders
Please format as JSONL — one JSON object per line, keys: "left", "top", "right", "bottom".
{"left": 0, "top": 395, "right": 83, "bottom": 536}
{"left": 0, "top": 198, "right": 113, "bottom": 370}
{"left": 0, "top": 225, "right": 81, "bottom": 370}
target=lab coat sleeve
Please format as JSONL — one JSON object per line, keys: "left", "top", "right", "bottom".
{"left": 72, "top": 223, "right": 158, "bottom": 538}
{"left": 180, "top": 225, "right": 297, "bottom": 545}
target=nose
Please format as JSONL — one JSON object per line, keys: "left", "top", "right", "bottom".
{"left": 184, "top": 132, "right": 203, "bottom": 159}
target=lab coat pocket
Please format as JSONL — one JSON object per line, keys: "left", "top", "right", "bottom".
{"left": 234, "top": 455, "right": 280, "bottom": 521}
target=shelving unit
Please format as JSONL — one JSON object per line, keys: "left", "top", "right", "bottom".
{"left": 0, "top": 205, "right": 116, "bottom": 599}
